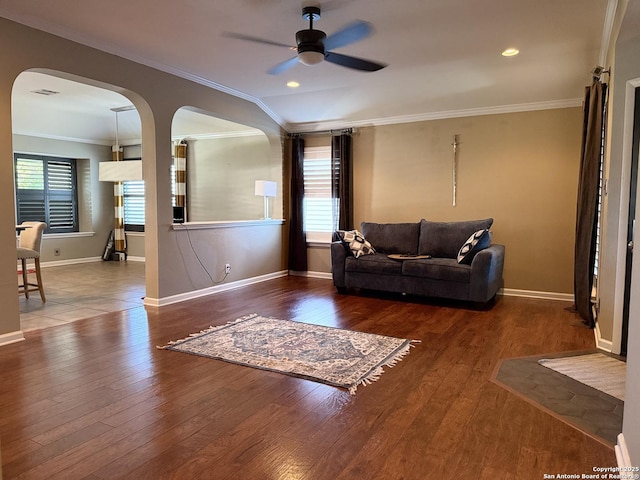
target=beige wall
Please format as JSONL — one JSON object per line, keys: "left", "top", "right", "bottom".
{"left": 0, "top": 17, "right": 285, "bottom": 341}
{"left": 188, "top": 135, "right": 277, "bottom": 221}
{"left": 307, "top": 244, "right": 332, "bottom": 275}
{"left": 308, "top": 109, "right": 582, "bottom": 295}
{"left": 356, "top": 110, "right": 582, "bottom": 293}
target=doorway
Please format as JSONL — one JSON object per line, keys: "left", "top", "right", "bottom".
{"left": 621, "top": 87, "right": 640, "bottom": 356}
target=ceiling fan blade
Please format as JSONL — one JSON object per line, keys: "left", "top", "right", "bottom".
{"left": 268, "top": 56, "right": 300, "bottom": 75}
{"left": 222, "top": 32, "right": 293, "bottom": 49}
{"left": 324, "top": 20, "right": 373, "bottom": 51}
{"left": 324, "top": 51, "right": 386, "bottom": 72}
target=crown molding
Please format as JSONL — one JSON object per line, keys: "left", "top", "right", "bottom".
{"left": 287, "top": 98, "right": 583, "bottom": 133}
{"left": 12, "top": 129, "right": 115, "bottom": 146}
{"left": 14, "top": 127, "right": 263, "bottom": 146}
{"left": 598, "top": 0, "right": 619, "bottom": 67}
{"left": 172, "top": 130, "right": 266, "bottom": 141}
{"left": 1, "top": 14, "right": 584, "bottom": 138}
{"left": 0, "top": 12, "right": 287, "bottom": 128}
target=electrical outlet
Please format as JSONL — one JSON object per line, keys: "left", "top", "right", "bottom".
{"left": 225, "top": 263, "right": 231, "bottom": 274}
{"left": 54, "top": 248, "right": 61, "bottom": 256}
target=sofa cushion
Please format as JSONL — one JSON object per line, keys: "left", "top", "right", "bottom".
{"left": 337, "top": 230, "right": 376, "bottom": 258}
{"left": 345, "top": 253, "right": 403, "bottom": 275}
{"left": 402, "top": 258, "right": 471, "bottom": 283}
{"left": 418, "top": 218, "right": 493, "bottom": 258}
{"left": 457, "top": 229, "right": 492, "bottom": 264}
{"left": 360, "top": 222, "right": 420, "bottom": 254}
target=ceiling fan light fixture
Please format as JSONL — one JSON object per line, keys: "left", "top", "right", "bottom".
{"left": 225, "top": 6, "right": 385, "bottom": 74}
{"left": 298, "top": 50, "right": 325, "bottom": 66}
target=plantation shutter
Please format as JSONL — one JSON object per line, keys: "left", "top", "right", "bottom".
{"left": 15, "top": 157, "right": 46, "bottom": 222}
{"left": 15, "top": 154, "right": 77, "bottom": 233}
{"left": 303, "top": 146, "right": 333, "bottom": 241}
{"left": 123, "top": 180, "right": 145, "bottom": 231}
{"left": 47, "top": 159, "right": 76, "bottom": 232}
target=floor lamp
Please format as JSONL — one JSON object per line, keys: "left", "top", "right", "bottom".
{"left": 98, "top": 106, "right": 142, "bottom": 258}
{"left": 99, "top": 159, "right": 143, "bottom": 258}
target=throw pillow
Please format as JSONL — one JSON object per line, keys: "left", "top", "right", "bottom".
{"left": 457, "top": 229, "right": 492, "bottom": 264}
{"left": 337, "top": 230, "right": 376, "bottom": 258}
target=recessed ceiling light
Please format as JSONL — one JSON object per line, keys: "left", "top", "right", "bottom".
{"left": 502, "top": 48, "right": 520, "bottom": 57}
{"left": 287, "top": 81, "right": 300, "bottom": 88}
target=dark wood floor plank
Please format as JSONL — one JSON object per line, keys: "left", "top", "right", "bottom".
{"left": 0, "top": 277, "right": 617, "bottom": 479}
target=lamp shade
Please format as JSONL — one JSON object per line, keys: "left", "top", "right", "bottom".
{"left": 99, "top": 161, "right": 143, "bottom": 182}
{"left": 255, "top": 180, "right": 277, "bottom": 197}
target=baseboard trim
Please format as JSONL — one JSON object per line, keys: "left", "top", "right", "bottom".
{"left": 289, "top": 270, "right": 333, "bottom": 280}
{"left": 144, "top": 270, "right": 289, "bottom": 307}
{"left": 500, "top": 288, "right": 573, "bottom": 302}
{"left": 595, "top": 321, "right": 614, "bottom": 352}
{"left": 615, "top": 433, "right": 632, "bottom": 470}
{"left": 41, "top": 256, "right": 145, "bottom": 267}
{"left": 0, "top": 330, "right": 26, "bottom": 347}
{"left": 126, "top": 256, "right": 145, "bottom": 263}
{"left": 41, "top": 256, "right": 103, "bottom": 268}
{"left": 276, "top": 279, "right": 575, "bottom": 301}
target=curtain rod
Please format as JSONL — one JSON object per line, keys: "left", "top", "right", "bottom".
{"left": 288, "top": 128, "right": 355, "bottom": 137}
{"left": 592, "top": 65, "right": 611, "bottom": 81}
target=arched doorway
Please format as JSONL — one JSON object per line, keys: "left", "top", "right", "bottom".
{"left": 12, "top": 70, "right": 146, "bottom": 331}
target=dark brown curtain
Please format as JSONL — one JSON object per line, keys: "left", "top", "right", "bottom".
{"left": 573, "top": 80, "right": 607, "bottom": 328}
{"left": 288, "top": 135, "right": 308, "bottom": 271}
{"left": 331, "top": 133, "right": 353, "bottom": 231}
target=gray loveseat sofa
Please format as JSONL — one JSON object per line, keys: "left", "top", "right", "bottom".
{"left": 331, "top": 219, "right": 505, "bottom": 304}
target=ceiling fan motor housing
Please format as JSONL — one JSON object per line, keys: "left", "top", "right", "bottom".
{"left": 296, "top": 29, "right": 326, "bottom": 65}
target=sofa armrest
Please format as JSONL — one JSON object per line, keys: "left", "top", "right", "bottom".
{"left": 469, "top": 244, "right": 505, "bottom": 302}
{"left": 331, "top": 241, "right": 349, "bottom": 289}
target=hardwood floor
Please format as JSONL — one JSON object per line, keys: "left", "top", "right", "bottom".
{"left": 0, "top": 276, "right": 616, "bottom": 479}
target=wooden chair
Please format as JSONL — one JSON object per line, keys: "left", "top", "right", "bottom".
{"left": 17, "top": 221, "right": 47, "bottom": 302}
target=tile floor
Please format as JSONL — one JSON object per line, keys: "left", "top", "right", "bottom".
{"left": 18, "top": 260, "right": 146, "bottom": 332}
{"left": 493, "top": 351, "right": 624, "bottom": 446}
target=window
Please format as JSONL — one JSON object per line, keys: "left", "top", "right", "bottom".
{"left": 14, "top": 153, "right": 78, "bottom": 234}
{"left": 122, "top": 158, "right": 177, "bottom": 231}
{"left": 303, "top": 146, "right": 334, "bottom": 243}
{"left": 123, "top": 179, "right": 145, "bottom": 232}
{"left": 593, "top": 91, "right": 608, "bottom": 305}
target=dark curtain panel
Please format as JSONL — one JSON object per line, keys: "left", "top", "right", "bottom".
{"left": 573, "top": 80, "right": 607, "bottom": 328}
{"left": 288, "top": 135, "right": 308, "bottom": 271}
{"left": 331, "top": 133, "right": 353, "bottom": 231}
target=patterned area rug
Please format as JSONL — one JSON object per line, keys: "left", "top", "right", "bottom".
{"left": 158, "top": 314, "right": 416, "bottom": 394}
{"left": 538, "top": 353, "right": 626, "bottom": 401}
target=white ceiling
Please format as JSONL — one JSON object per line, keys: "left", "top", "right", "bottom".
{"left": 1, "top": 0, "right": 612, "bottom": 142}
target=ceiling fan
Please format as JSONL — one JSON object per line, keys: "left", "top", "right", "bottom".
{"left": 224, "top": 6, "right": 387, "bottom": 75}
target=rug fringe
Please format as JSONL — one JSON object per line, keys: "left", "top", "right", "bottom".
{"left": 348, "top": 340, "right": 419, "bottom": 395}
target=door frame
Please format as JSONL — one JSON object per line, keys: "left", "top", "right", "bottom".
{"left": 612, "top": 77, "right": 640, "bottom": 354}
{"left": 620, "top": 87, "right": 640, "bottom": 356}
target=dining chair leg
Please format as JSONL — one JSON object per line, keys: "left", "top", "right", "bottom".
{"left": 21, "top": 258, "right": 29, "bottom": 299}
{"left": 34, "top": 258, "right": 46, "bottom": 302}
